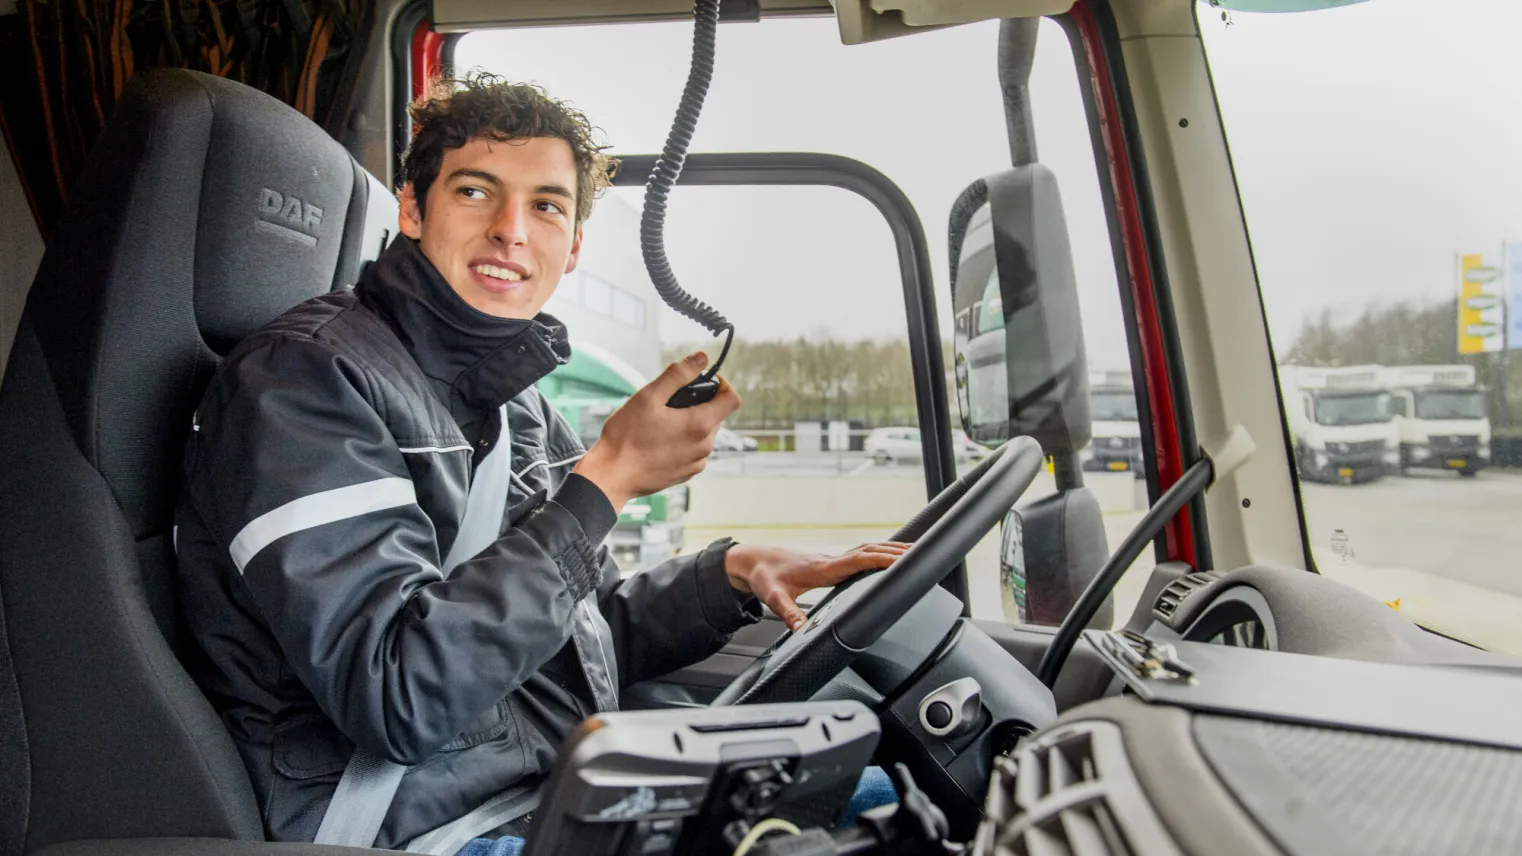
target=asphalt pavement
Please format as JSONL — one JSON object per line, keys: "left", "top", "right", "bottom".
{"left": 680, "top": 452, "right": 1522, "bottom": 638}
{"left": 1301, "top": 468, "right": 1522, "bottom": 598}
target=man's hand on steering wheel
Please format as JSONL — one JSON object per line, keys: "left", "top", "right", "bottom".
{"left": 724, "top": 542, "right": 912, "bottom": 631}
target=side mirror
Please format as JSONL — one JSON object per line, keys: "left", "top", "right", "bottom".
{"left": 998, "top": 507, "right": 1028, "bottom": 621}
{"left": 949, "top": 166, "right": 1090, "bottom": 453}
{"left": 999, "top": 493, "right": 1114, "bottom": 628}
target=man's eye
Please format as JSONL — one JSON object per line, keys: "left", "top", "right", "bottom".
{"left": 459, "top": 187, "right": 487, "bottom": 200}
{"left": 536, "top": 200, "right": 566, "bottom": 215}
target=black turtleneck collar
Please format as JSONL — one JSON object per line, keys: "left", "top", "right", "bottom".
{"left": 355, "top": 236, "right": 571, "bottom": 422}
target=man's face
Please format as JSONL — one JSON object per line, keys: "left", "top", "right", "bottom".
{"left": 400, "top": 136, "right": 583, "bottom": 319}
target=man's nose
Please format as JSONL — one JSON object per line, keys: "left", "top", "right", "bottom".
{"left": 489, "top": 201, "right": 528, "bottom": 246}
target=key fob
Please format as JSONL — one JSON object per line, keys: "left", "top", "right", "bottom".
{"left": 667, "top": 379, "right": 720, "bottom": 408}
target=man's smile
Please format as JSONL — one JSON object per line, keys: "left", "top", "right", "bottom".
{"left": 470, "top": 258, "right": 531, "bottom": 293}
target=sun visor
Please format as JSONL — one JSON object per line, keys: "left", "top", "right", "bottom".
{"left": 432, "top": 0, "right": 777, "bottom": 33}
{"left": 830, "top": 0, "right": 1073, "bottom": 45}
{"left": 429, "top": 0, "right": 1070, "bottom": 37}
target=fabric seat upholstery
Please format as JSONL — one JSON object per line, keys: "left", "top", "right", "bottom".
{"left": 0, "top": 68, "right": 397, "bottom": 856}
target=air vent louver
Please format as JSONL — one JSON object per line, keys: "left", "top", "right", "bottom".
{"left": 974, "top": 722, "right": 1180, "bottom": 856}
{"left": 1015, "top": 727, "right": 1100, "bottom": 807}
{"left": 1152, "top": 571, "right": 1221, "bottom": 624}
{"left": 1010, "top": 730, "right": 1126, "bottom": 856}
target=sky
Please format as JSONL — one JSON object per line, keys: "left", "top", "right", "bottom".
{"left": 1199, "top": 0, "right": 1522, "bottom": 345}
{"left": 456, "top": 0, "right": 1522, "bottom": 370}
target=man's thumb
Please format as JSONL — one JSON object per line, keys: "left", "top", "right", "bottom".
{"left": 775, "top": 595, "right": 807, "bottom": 633}
{"left": 651, "top": 351, "right": 709, "bottom": 396}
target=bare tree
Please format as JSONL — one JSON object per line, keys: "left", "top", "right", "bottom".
{"left": 664, "top": 335, "right": 921, "bottom": 429}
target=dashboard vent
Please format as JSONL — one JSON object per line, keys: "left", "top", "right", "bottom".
{"left": 975, "top": 723, "right": 1177, "bottom": 856}
{"left": 1015, "top": 731, "right": 1129, "bottom": 856}
{"left": 1015, "top": 802, "right": 1131, "bottom": 856}
{"left": 1153, "top": 571, "right": 1221, "bottom": 624}
{"left": 1017, "top": 727, "right": 1100, "bottom": 805}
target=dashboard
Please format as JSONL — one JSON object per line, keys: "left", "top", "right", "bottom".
{"left": 976, "top": 563, "right": 1522, "bottom": 856}
{"left": 1127, "top": 564, "right": 1517, "bottom": 667}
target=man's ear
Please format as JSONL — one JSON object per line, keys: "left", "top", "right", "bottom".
{"left": 563, "top": 224, "right": 584, "bottom": 275}
{"left": 399, "top": 183, "right": 423, "bottom": 239}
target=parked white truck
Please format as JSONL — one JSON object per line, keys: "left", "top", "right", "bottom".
{"left": 1082, "top": 369, "right": 1142, "bottom": 472}
{"left": 1278, "top": 365, "right": 1400, "bottom": 484}
{"left": 1381, "top": 365, "right": 1490, "bottom": 477}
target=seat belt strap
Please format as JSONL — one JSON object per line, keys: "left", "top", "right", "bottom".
{"left": 314, "top": 406, "right": 515, "bottom": 848}
{"left": 313, "top": 749, "right": 408, "bottom": 847}
{"left": 403, "top": 781, "right": 542, "bottom": 855}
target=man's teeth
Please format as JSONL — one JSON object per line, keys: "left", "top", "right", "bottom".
{"left": 473, "top": 264, "right": 524, "bottom": 282}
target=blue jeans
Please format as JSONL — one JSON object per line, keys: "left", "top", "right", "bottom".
{"left": 455, "top": 766, "right": 898, "bottom": 856}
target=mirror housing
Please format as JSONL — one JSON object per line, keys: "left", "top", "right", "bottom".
{"left": 949, "top": 165, "right": 1091, "bottom": 453}
{"left": 999, "top": 490, "right": 1113, "bottom": 628}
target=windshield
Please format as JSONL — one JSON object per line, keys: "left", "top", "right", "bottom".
{"left": 458, "top": 16, "right": 1147, "bottom": 629}
{"left": 1201, "top": 0, "right": 1522, "bottom": 656}
{"left": 1091, "top": 391, "right": 1138, "bottom": 422}
{"left": 1414, "top": 390, "right": 1486, "bottom": 421}
{"left": 1313, "top": 392, "right": 1391, "bottom": 426}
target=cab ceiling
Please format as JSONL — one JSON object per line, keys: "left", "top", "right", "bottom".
{"left": 432, "top": 0, "right": 832, "bottom": 32}
{"left": 431, "top": 0, "right": 1074, "bottom": 35}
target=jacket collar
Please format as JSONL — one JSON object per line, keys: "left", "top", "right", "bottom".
{"left": 356, "top": 236, "right": 571, "bottom": 418}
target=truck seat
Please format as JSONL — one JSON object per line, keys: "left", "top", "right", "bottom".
{"left": 0, "top": 69, "right": 396, "bottom": 855}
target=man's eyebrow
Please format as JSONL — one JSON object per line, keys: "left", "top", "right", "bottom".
{"left": 444, "top": 170, "right": 573, "bottom": 202}
{"left": 444, "top": 168, "right": 503, "bottom": 187}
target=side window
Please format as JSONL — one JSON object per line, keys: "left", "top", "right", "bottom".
{"left": 582, "top": 273, "right": 612, "bottom": 316}
{"left": 1201, "top": 1, "right": 1521, "bottom": 655}
{"left": 975, "top": 271, "right": 1003, "bottom": 335}
{"left": 611, "top": 288, "right": 645, "bottom": 329}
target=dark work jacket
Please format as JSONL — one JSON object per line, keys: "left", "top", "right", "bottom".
{"left": 174, "top": 236, "right": 759, "bottom": 847}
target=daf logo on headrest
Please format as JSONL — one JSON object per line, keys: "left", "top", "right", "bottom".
{"left": 257, "top": 188, "right": 323, "bottom": 246}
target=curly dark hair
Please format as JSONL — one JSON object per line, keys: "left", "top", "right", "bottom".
{"left": 400, "top": 71, "right": 618, "bottom": 224}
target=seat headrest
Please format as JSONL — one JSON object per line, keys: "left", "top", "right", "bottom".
{"left": 23, "top": 68, "right": 396, "bottom": 537}
{"left": 190, "top": 72, "right": 397, "bottom": 351}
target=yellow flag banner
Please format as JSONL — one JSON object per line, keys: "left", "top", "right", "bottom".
{"left": 1458, "top": 253, "right": 1504, "bottom": 355}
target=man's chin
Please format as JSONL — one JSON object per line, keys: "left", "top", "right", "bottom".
{"left": 457, "top": 287, "right": 536, "bottom": 320}
{"left": 479, "top": 299, "right": 538, "bottom": 321}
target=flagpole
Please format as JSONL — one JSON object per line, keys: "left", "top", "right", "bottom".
{"left": 1503, "top": 241, "right": 1512, "bottom": 427}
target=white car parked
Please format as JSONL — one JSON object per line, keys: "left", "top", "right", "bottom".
{"left": 712, "top": 426, "right": 758, "bottom": 455}
{"left": 866, "top": 427, "right": 988, "bottom": 464}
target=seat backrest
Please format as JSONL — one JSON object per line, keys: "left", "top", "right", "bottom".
{"left": 0, "top": 68, "right": 397, "bottom": 855}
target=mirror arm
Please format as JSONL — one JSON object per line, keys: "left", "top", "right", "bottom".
{"left": 1051, "top": 450, "right": 1083, "bottom": 491}
{"left": 997, "top": 18, "right": 1040, "bottom": 167}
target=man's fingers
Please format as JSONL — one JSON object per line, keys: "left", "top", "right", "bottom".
{"left": 848, "top": 545, "right": 911, "bottom": 561}
{"left": 647, "top": 352, "right": 710, "bottom": 398}
{"left": 767, "top": 591, "right": 807, "bottom": 632}
{"left": 711, "top": 376, "right": 742, "bottom": 416}
{"left": 850, "top": 541, "right": 912, "bottom": 553}
{"left": 832, "top": 550, "right": 901, "bottom": 578}
{"left": 858, "top": 551, "right": 901, "bottom": 568}
{"left": 849, "top": 546, "right": 907, "bottom": 561}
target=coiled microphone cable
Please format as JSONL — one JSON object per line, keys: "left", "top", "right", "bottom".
{"left": 641, "top": 0, "right": 734, "bottom": 407}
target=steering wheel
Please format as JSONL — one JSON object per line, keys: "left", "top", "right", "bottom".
{"left": 713, "top": 435, "right": 1045, "bottom": 706}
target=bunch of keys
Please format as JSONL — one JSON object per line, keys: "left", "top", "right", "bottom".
{"left": 1101, "top": 630, "right": 1196, "bottom": 683}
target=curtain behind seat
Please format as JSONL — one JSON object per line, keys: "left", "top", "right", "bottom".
{"left": 0, "top": 0, "right": 375, "bottom": 238}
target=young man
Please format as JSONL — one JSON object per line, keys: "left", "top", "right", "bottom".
{"left": 174, "top": 73, "right": 905, "bottom": 851}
